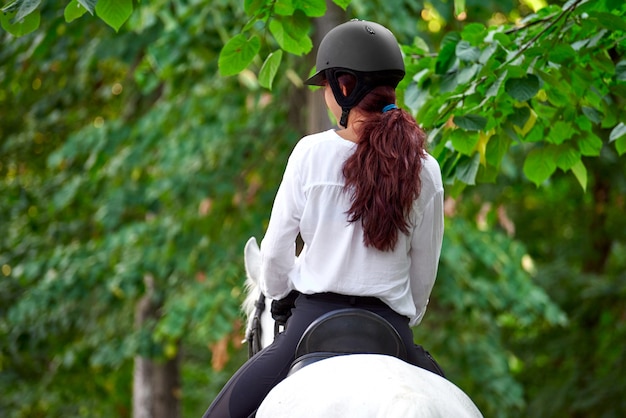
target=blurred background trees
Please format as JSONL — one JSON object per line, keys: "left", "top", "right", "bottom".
{"left": 1, "top": 0, "right": 624, "bottom": 417}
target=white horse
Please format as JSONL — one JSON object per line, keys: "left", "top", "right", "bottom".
{"left": 242, "top": 237, "right": 483, "bottom": 418}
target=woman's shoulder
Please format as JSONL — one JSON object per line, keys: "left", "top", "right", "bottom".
{"left": 419, "top": 153, "right": 444, "bottom": 195}
{"left": 297, "top": 129, "right": 342, "bottom": 146}
{"left": 421, "top": 152, "right": 441, "bottom": 172}
{"left": 291, "top": 129, "right": 352, "bottom": 158}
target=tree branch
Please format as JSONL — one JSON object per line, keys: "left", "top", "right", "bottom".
{"left": 503, "top": 0, "right": 586, "bottom": 66}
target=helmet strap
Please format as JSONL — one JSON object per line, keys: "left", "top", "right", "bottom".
{"left": 339, "top": 108, "right": 351, "bottom": 128}
{"left": 326, "top": 69, "right": 375, "bottom": 128}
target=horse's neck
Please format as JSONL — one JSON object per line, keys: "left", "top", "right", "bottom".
{"left": 242, "top": 237, "right": 276, "bottom": 350}
{"left": 243, "top": 278, "right": 276, "bottom": 350}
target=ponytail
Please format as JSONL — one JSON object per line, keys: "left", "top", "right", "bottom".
{"left": 342, "top": 84, "right": 427, "bottom": 252}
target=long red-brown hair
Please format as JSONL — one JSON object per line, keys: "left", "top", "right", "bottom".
{"left": 339, "top": 74, "right": 427, "bottom": 251}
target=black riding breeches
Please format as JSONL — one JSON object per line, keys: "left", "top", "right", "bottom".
{"left": 202, "top": 293, "right": 444, "bottom": 418}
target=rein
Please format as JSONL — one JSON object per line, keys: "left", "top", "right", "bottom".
{"left": 247, "top": 292, "right": 266, "bottom": 358}
{"left": 247, "top": 291, "right": 290, "bottom": 358}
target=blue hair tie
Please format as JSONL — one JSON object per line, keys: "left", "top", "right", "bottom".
{"left": 382, "top": 104, "right": 398, "bottom": 113}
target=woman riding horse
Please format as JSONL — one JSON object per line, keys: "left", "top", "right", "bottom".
{"left": 203, "top": 19, "right": 445, "bottom": 418}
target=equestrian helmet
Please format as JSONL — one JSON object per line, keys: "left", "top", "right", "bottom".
{"left": 305, "top": 20, "right": 405, "bottom": 127}
{"left": 304, "top": 19, "right": 405, "bottom": 88}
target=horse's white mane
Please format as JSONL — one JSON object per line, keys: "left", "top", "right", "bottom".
{"left": 241, "top": 237, "right": 274, "bottom": 347}
{"left": 242, "top": 237, "right": 263, "bottom": 341}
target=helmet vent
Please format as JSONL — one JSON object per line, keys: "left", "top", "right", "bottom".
{"left": 365, "top": 25, "right": 375, "bottom": 35}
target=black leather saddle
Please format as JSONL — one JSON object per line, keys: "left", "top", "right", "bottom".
{"left": 289, "top": 308, "right": 407, "bottom": 375}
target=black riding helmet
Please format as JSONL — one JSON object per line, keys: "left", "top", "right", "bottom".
{"left": 305, "top": 19, "right": 405, "bottom": 127}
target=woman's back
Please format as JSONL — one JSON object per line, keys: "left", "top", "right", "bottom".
{"left": 261, "top": 128, "right": 444, "bottom": 326}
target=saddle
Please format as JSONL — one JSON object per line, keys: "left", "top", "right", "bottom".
{"left": 289, "top": 308, "right": 407, "bottom": 375}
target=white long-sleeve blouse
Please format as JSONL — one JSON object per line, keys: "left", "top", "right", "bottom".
{"left": 259, "top": 129, "right": 444, "bottom": 326}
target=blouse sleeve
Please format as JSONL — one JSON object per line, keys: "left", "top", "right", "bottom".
{"left": 259, "top": 151, "right": 305, "bottom": 300}
{"left": 408, "top": 187, "right": 444, "bottom": 326}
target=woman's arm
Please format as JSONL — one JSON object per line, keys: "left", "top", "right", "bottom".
{"left": 408, "top": 187, "right": 444, "bottom": 326}
{"left": 259, "top": 153, "right": 305, "bottom": 299}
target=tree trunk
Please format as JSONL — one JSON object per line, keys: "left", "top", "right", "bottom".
{"left": 133, "top": 275, "right": 181, "bottom": 418}
{"left": 133, "top": 354, "right": 153, "bottom": 418}
{"left": 306, "top": 1, "right": 346, "bottom": 134}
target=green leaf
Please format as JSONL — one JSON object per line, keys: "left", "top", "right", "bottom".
{"left": 600, "top": 97, "right": 619, "bottom": 128}
{"left": 577, "top": 132, "right": 603, "bottom": 156}
{"left": 96, "top": 0, "right": 133, "bottom": 32}
{"left": 485, "top": 133, "right": 511, "bottom": 167}
{"left": 457, "top": 63, "right": 479, "bottom": 85}
{"left": 450, "top": 129, "right": 480, "bottom": 155}
{"left": 455, "top": 153, "right": 481, "bottom": 185}
{"left": 571, "top": 67, "right": 593, "bottom": 93}
{"left": 509, "top": 106, "right": 530, "bottom": 128}
{"left": 493, "top": 31, "right": 512, "bottom": 47}
{"left": 244, "top": 0, "right": 266, "bottom": 15}
{"left": 505, "top": 74, "right": 540, "bottom": 101}
{"left": 331, "top": 0, "right": 351, "bottom": 10}
{"left": 0, "top": 0, "right": 19, "bottom": 13}
{"left": 294, "top": 0, "right": 326, "bottom": 17}
{"left": 525, "top": 46, "right": 546, "bottom": 59}
{"left": 403, "top": 82, "right": 421, "bottom": 114}
{"left": 410, "top": 36, "right": 431, "bottom": 54}
{"left": 554, "top": 144, "right": 581, "bottom": 171}
{"left": 616, "top": 60, "right": 626, "bottom": 82}
{"left": 590, "top": 51, "right": 615, "bottom": 75}
{"left": 435, "top": 32, "right": 461, "bottom": 75}
{"left": 525, "top": 121, "right": 545, "bottom": 143}
{"left": 461, "top": 23, "right": 486, "bottom": 45}
{"left": 77, "top": 0, "right": 97, "bottom": 15}
{"left": 440, "top": 72, "right": 458, "bottom": 93}
{"left": 486, "top": 71, "right": 507, "bottom": 99}
{"left": 616, "top": 136, "right": 626, "bottom": 156}
{"left": 456, "top": 40, "right": 481, "bottom": 62}
{"left": 546, "top": 85, "right": 570, "bottom": 107}
{"left": 582, "top": 106, "right": 602, "bottom": 124}
{"left": 274, "top": 0, "right": 295, "bottom": 16}
{"left": 479, "top": 42, "right": 498, "bottom": 65}
{"left": 609, "top": 122, "right": 626, "bottom": 143}
{"left": 589, "top": 11, "right": 626, "bottom": 32}
{"left": 2, "top": 0, "right": 41, "bottom": 22}
{"left": 0, "top": 8, "right": 39, "bottom": 36}
{"left": 419, "top": 95, "right": 448, "bottom": 127}
{"left": 604, "top": 0, "right": 624, "bottom": 10}
{"left": 549, "top": 44, "right": 576, "bottom": 64}
{"left": 548, "top": 120, "right": 576, "bottom": 145}
{"left": 64, "top": 0, "right": 88, "bottom": 22}
{"left": 218, "top": 34, "right": 261, "bottom": 76}
{"left": 576, "top": 115, "right": 592, "bottom": 133}
{"left": 454, "top": 114, "right": 488, "bottom": 131}
{"left": 570, "top": 160, "right": 587, "bottom": 191}
{"left": 259, "top": 50, "right": 283, "bottom": 90}
{"left": 523, "top": 147, "right": 557, "bottom": 187}
{"left": 269, "top": 13, "right": 312, "bottom": 56}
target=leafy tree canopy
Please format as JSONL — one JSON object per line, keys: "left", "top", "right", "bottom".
{"left": 3, "top": 0, "right": 625, "bottom": 191}
{"left": 1, "top": 1, "right": 625, "bottom": 417}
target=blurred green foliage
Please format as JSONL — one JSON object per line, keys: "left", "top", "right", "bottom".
{"left": 1, "top": 0, "right": 625, "bottom": 417}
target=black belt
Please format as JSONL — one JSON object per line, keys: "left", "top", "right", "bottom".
{"left": 305, "top": 292, "right": 387, "bottom": 307}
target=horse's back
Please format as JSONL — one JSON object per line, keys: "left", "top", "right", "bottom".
{"left": 257, "top": 354, "right": 483, "bottom": 418}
